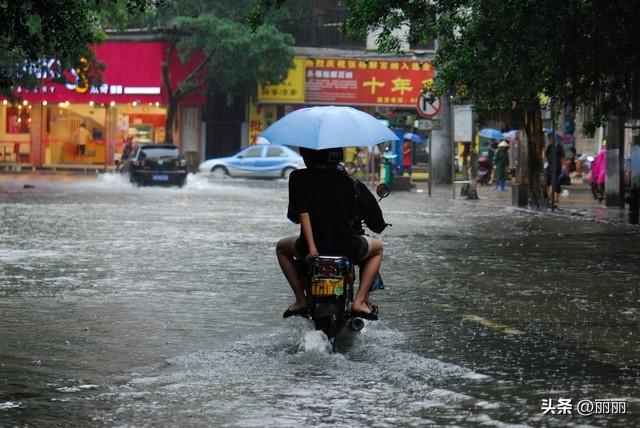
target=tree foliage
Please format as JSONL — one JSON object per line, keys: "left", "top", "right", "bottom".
{"left": 0, "top": 0, "right": 155, "bottom": 98}
{"left": 343, "top": 0, "right": 640, "bottom": 120}
{"left": 341, "top": 0, "right": 640, "bottom": 207}
{"left": 113, "top": 0, "right": 295, "bottom": 142}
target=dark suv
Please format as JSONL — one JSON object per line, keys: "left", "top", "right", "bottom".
{"left": 122, "top": 144, "right": 187, "bottom": 187}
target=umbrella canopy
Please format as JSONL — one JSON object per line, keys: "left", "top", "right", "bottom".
{"left": 403, "top": 132, "right": 426, "bottom": 144}
{"left": 479, "top": 128, "right": 504, "bottom": 139}
{"left": 502, "top": 130, "right": 518, "bottom": 141}
{"left": 261, "top": 106, "right": 398, "bottom": 150}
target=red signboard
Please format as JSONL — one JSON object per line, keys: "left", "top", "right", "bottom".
{"left": 304, "top": 58, "right": 434, "bottom": 107}
{"left": 6, "top": 41, "right": 205, "bottom": 105}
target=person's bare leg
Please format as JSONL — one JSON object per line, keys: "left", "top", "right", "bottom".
{"left": 352, "top": 239, "right": 383, "bottom": 314}
{"left": 276, "top": 237, "right": 306, "bottom": 311}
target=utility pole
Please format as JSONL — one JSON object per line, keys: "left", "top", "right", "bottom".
{"left": 551, "top": 104, "right": 557, "bottom": 211}
{"left": 605, "top": 113, "right": 625, "bottom": 208}
{"left": 467, "top": 110, "right": 479, "bottom": 200}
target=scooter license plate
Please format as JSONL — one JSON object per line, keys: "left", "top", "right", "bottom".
{"left": 311, "top": 278, "right": 343, "bottom": 296}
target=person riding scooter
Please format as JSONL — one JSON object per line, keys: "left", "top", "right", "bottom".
{"left": 276, "top": 147, "right": 387, "bottom": 320}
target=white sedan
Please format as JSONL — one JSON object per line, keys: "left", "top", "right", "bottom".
{"left": 198, "top": 145, "right": 305, "bottom": 179}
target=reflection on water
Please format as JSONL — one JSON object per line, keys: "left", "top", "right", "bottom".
{"left": 1, "top": 173, "right": 639, "bottom": 427}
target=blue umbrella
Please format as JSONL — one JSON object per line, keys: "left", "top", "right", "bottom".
{"left": 402, "top": 132, "right": 426, "bottom": 144}
{"left": 261, "top": 106, "right": 399, "bottom": 149}
{"left": 479, "top": 128, "right": 504, "bottom": 139}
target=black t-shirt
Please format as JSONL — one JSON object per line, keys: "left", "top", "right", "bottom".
{"left": 287, "top": 168, "right": 386, "bottom": 260}
{"left": 545, "top": 144, "right": 564, "bottom": 174}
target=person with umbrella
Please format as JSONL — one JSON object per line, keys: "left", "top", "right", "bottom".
{"left": 493, "top": 140, "right": 510, "bottom": 191}
{"left": 264, "top": 106, "right": 397, "bottom": 320}
{"left": 276, "top": 148, "right": 387, "bottom": 319}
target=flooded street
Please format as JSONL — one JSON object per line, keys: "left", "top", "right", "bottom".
{"left": 1, "top": 173, "right": 639, "bottom": 427}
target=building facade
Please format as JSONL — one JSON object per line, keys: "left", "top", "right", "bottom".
{"left": 0, "top": 34, "right": 204, "bottom": 170}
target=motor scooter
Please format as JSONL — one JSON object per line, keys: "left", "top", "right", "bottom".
{"left": 293, "top": 183, "right": 390, "bottom": 343}
{"left": 476, "top": 156, "right": 492, "bottom": 185}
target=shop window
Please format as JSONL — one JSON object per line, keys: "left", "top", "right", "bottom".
{"left": 6, "top": 106, "right": 31, "bottom": 134}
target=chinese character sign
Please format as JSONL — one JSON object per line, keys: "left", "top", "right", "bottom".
{"left": 305, "top": 57, "right": 434, "bottom": 107}
{"left": 257, "top": 56, "right": 434, "bottom": 107}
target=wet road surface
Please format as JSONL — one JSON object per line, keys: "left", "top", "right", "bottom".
{"left": 1, "top": 173, "right": 639, "bottom": 427}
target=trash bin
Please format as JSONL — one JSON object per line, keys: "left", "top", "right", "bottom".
{"left": 382, "top": 152, "right": 397, "bottom": 185}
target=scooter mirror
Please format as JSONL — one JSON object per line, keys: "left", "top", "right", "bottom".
{"left": 376, "top": 183, "right": 391, "bottom": 199}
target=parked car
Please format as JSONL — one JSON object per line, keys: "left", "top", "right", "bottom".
{"left": 198, "top": 145, "right": 305, "bottom": 179}
{"left": 121, "top": 144, "right": 187, "bottom": 187}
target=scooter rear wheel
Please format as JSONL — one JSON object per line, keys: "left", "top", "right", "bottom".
{"left": 314, "top": 316, "right": 337, "bottom": 340}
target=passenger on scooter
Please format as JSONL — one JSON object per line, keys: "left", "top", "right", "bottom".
{"left": 276, "top": 147, "right": 387, "bottom": 320}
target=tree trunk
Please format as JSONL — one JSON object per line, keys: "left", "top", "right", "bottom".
{"left": 523, "top": 109, "right": 545, "bottom": 208}
{"left": 165, "top": 98, "right": 178, "bottom": 144}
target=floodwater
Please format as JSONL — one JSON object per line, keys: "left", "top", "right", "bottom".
{"left": 0, "top": 173, "right": 638, "bottom": 427}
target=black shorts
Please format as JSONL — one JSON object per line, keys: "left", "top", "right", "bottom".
{"left": 294, "top": 235, "right": 368, "bottom": 263}
{"left": 546, "top": 170, "right": 562, "bottom": 193}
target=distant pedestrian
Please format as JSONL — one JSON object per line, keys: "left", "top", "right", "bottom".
{"left": 402, "top": 139, "right": 412, "bottom": 176}
{"left": 372, "top": 144, "right": 381, "bottom": 182}
{"left": 121, "top": 136, "right": 134, "bottom": 161}
{"left": 75, "top": 122, "right": 91, "bottom": 156}
{"left": 589, "top": 141, "right": 606, "bottom": 202}
{"left": 544, "top": 136, "right": 565, "bottom": 207}
{"left": 488, "top": 139, "right": 498, "bottom": 164}
{"left": 493, "top": 140, "right": 510, "bottom": 191}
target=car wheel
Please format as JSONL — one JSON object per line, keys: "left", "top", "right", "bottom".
{"left": 211, "top": 166, "right": 229, "bottom": 179}
{"left": 282, "top": 167, "right": 295, "bottom": 179}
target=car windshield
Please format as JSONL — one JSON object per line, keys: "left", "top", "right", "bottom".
{"left": 140, "top": 147, "right": 180, "bottom": 159}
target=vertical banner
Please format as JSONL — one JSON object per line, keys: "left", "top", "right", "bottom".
{"left": 248, "top": 99, "right": 277, "bottom": 146}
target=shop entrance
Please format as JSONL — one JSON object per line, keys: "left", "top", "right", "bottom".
{"left": 44, "top": 104, "right": 106, "bottom": 166}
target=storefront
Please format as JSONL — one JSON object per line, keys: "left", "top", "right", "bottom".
{"left": 0, "top": 37, "right": 202, "bottom": 169}
{"left": 253, "top": 55, "right": 435, "bottom": 171}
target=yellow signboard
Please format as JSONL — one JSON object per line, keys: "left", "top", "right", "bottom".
{"left": 258, "top": 57, "right": 305, "bottom": 103}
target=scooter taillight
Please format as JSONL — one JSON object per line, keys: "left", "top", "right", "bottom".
{"left": 317, "top": 261, "right": 338, "bottom": 276}
{"left": 312, "top": 257, "right": 351, "bottom": 278}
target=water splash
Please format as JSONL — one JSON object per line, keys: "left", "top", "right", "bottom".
{"left": 298, "top": 330, "right": 332, "bottom": 354}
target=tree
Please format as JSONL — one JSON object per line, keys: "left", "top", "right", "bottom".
{"left": 341, "top": 0, "right": 640, "bottom": 208}
{"left": 0, "top": 0, "right": 153, "bottom": 99}
{"left": 119, "top": 0, "right": 295, "bottom": 143}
